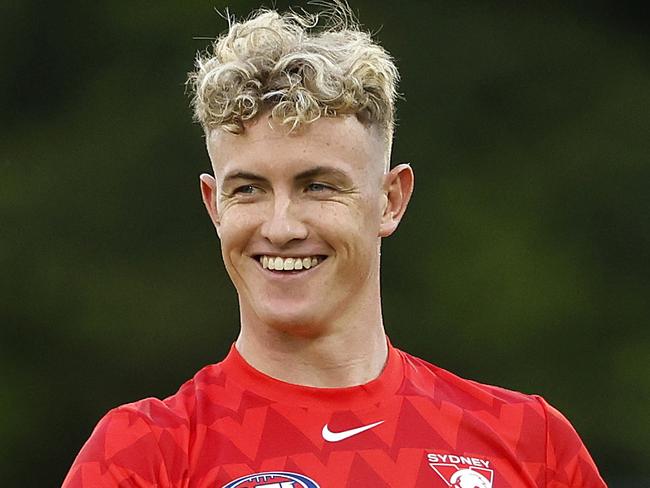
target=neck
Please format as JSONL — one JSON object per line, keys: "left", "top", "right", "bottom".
{"left": 235, "top": 310, "right": 388, "bottom": 388}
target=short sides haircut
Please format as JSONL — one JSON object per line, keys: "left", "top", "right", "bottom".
{"left": 188, "top": 1, "right": 399, "bottom": 148}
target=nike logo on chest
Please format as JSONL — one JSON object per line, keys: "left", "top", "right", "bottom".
{"left": 321, "top": 420, "right": 384, "bottom": 442}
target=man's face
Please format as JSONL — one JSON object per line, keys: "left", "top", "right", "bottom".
{"left": 202, "top": 116, "right": 408, "bottom": 333}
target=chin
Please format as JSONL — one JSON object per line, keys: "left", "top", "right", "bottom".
{"left": 255, "top": 307, "right": 328, "bottom": 337}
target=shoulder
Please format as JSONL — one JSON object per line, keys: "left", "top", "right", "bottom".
{"left": 396, "top": 349, "right": 591, "bottom": 438}
{"left": 122, "top": 360, "right": 230, "bottom": 427}
{"left": 62, "top": 361, "right": 225, "bottom": 487}
{"left": 396, "top": 348, "right": 544, "bottom": 410}
{"left": 395, "top": 349, "right": 607, "bottom": 487}
{"left": 396, "top": 348, "right": 549, "bottom": 452}
{"left": 93, "top": 356, "right": 235, "bottom": 441}
{"left": 61, "top": 399, "right": 188, "bottom": 487}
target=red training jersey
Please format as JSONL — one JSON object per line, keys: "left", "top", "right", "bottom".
{"left": 63, "top": 343, "right": 607, "bottom": 487}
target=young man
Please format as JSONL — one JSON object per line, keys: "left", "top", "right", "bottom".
{"left": 63, "top": 4, "right": 607, "bottom": 487}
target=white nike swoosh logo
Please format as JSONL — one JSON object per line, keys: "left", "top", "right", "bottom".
{"left": 321, "top": 420, "right": 384, "bottom": 442}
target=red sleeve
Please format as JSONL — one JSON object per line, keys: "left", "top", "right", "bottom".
{"left": 62, "top": 405, "right": 180, "bottom": 488}
{"left": 536, "top": 396, "right": 607, "bottom": 488}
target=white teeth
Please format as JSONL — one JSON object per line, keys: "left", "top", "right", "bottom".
{"left": 259, "top": 255, "right": 321, "bottom": 271}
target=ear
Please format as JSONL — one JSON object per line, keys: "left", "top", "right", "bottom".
{"left": 200, "top": 173, "right": 221, "bottom": 236}
{"left": 379, "top": 163, "right": 414, "bottom": 237}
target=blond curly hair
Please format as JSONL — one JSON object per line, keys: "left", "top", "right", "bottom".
{"left": 188, "top": 1, "right": 399, "bottom": 146}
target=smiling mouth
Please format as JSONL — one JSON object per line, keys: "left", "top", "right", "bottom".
{"left": 257, "top": 255, "right": 326, "bottom": 271}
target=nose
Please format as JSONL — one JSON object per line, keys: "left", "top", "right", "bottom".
{"left": 260, "top": 196, "right": 308, "bottom": 246}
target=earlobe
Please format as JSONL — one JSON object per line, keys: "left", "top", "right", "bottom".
{"left": 199, "top": 173, "right": 221, "bottom": 233}
{"left": 379, "top": 163, "right": 414, "bottom": 237}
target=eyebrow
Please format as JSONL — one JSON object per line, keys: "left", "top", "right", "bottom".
{"left": 222, "top": 166, "right": 351, "bottom": 185}
{"left": 294, "top": 166, "right": 351, "bottom": 182}
{"left": 222, "top": 170, "right": 269, "bottom": 185}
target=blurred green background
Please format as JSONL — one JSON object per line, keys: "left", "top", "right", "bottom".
{"left": 1, "top": 1, "right": 648, "bottom": 486}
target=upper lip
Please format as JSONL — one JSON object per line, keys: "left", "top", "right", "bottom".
{"left": 250, "top": 252, "right": 328, "bottom": 258}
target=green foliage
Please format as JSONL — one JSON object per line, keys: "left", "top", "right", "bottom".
{"left": 1, "top": 1, "right": 648, "bottom": 485}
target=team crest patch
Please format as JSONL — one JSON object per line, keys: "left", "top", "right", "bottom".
{"left": 222, "top": 471, "right": 320, "bottom": 488}
{"left": 427, "top": 453, "right": 494, "bottom": 487}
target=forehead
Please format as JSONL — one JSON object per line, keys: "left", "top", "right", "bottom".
{"left": 206, "top": 116, "right": 387, "bottom": 177}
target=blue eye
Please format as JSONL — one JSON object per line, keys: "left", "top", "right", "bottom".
{"left": 307, "top": 182, "right": 330, "bottom": 192}
{"left": 234, "top": 184, "right": 257, "bottom": 194}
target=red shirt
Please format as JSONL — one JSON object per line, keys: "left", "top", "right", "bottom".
{"left": 63, "top": 343, "right": 606, "bottom": 487}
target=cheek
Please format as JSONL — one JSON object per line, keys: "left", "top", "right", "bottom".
{"left": 314, "top": 201, "right": 380, "bottom": 253}
{"left": 218, "top": 210, "right": 259, "bottom": 252}
{"left": 350, "top": 195, "right": 384, "bottom": 232}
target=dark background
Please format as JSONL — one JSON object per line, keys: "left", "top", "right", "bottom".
{"left": 1, "top": 1, "right": 648, "bottom": 486}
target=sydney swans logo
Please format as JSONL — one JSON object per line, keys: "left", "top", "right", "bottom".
{"left": 427, "top": 453, "right": 494, "bottom": 487}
